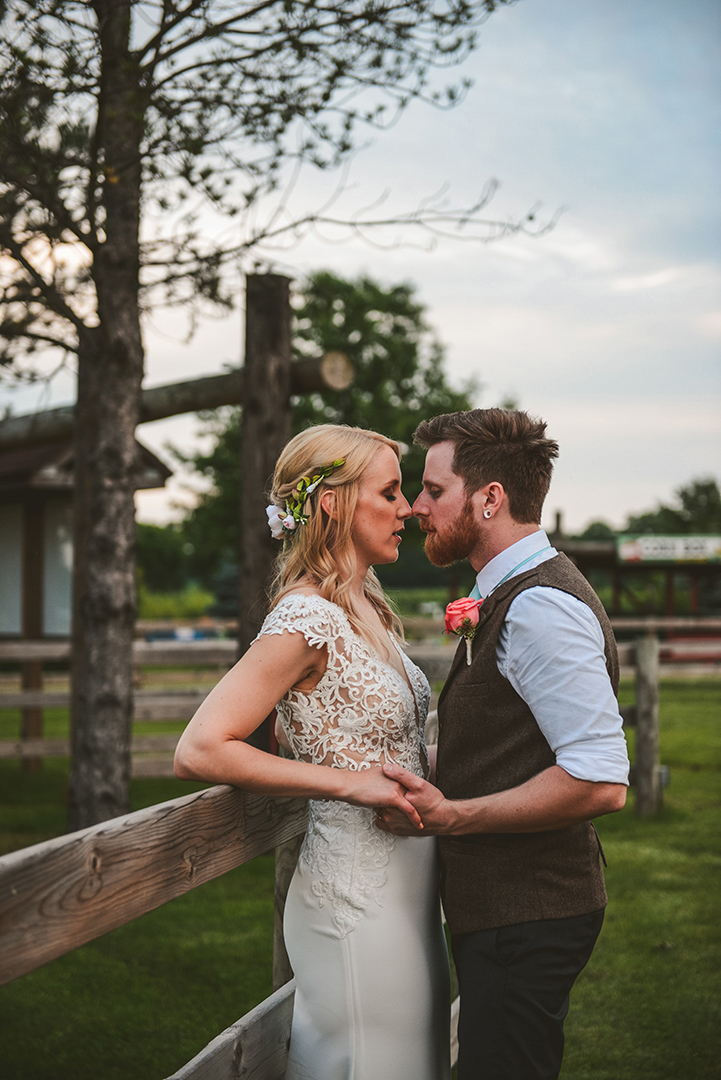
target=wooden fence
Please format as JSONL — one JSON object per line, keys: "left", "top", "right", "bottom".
{"left": 0, "top": 626, "right": 699, "bottom": 1075}
{"left": 0, "top": 631, "right": 674, "bottom": 808}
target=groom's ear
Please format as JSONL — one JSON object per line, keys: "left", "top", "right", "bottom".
{"left": 320, "top": 488, "right": 338, "bottom": 520}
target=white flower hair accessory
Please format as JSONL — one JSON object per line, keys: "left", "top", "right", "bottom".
{"left": 266, "top": 458, "right": 345, "bottom": 546}
{"left": 265, "top": 504, "right": 286, "bottom": 540}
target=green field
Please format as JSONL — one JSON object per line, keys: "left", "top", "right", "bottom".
{"left": 0, "top": 678, "right": 719, "bottom": 1080}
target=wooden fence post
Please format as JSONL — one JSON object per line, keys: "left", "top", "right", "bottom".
{"left": 273, "top": 834, "right": 303, "bottom": 991}
{"left": 239, "top": 274, "right": 292, "bottom": 755}
{"left": 21, "top": 498, "right": 44, "bottom": 772}
{"left": 634, "top": 633, "right": 661, "bottom": 815}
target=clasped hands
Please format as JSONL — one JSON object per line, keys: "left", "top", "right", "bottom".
{"left": 375, "top": 762, "right": 450, "bottom": 835}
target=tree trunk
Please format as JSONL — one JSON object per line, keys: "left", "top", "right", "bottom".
{"left": 68, "top": 2, "right": 145, "bottom": 830}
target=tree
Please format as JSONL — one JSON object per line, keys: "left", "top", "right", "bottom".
{"left": 575, "top": 520, "right": 616, "bottom": 542}
{"left": 625, "top": 478, "right": 721, "bottom": 536}
{"left": 0, "top": 0, "right": 518, "bottom": 827}
{"left": 136, "top": 522, "right": 191, "bottom": 593}
{"left": 174, "top": 268, "right": 475, "bottom": 596}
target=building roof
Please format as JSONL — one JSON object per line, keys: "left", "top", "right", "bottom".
{"left": 0, "top": 438, "right": 172, "bottom": 495}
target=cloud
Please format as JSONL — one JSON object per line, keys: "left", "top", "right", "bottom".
{"left": 612, "top": 268, "right": 684, "bottom": 292}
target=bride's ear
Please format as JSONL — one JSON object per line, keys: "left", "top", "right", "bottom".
{"left": 320, "top": 488, "right": 338, "bottom": 520}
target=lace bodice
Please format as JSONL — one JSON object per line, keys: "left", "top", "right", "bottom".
{"left": 256, "top": 593, "right": 431, "bottom": 934}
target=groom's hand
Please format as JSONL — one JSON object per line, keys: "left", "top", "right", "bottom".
{"left": 376, "top": 762, "right": 453, "bottom": 835}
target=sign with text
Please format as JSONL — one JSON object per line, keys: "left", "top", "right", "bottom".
{"left": 617, "top": 535, "right": 721, "bottom": 563}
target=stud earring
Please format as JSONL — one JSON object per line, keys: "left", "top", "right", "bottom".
{"left": 483, "top": 509, "right": 492, "bottom": 519}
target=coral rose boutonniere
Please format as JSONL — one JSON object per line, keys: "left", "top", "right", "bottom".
{"left": 444, "top": 597, "right": 484, "bottom": 665}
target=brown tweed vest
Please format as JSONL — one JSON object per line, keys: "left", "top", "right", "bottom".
{"left": 436, "top": 552, "right": 619, "bottom": 936}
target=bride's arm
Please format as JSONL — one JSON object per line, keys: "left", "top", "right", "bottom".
{"left": 174, "top": 631, "right": 422, "bottom": 824}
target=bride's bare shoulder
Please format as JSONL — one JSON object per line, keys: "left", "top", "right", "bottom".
{"left": 280, "top": 578, "right": 325, "bottom": 601}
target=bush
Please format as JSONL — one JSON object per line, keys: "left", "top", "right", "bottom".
{"left": 136, "top": 583, "right": 214, "bottom": 620}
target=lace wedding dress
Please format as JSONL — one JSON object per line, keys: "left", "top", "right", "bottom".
{"left": 257, "top": 594, "right": 451, "bottom": 1080}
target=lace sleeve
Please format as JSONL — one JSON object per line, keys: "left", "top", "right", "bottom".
{"left": 255, "top": 593, "right": 350, "bottom": 658}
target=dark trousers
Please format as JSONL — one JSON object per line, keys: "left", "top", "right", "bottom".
{"left": 451, "top": 908, "right": 605, "bottom": 1080}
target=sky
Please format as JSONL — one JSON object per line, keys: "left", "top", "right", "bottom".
{"left": 3, "top": 0, "right": 720, "bottom": 534}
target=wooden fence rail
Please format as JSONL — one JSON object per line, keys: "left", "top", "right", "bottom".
{"left": 1, "top": 640, "right": 663, "bottom": 808}
{"left": 0, "top": 786, "right": 307, "bottom": 987}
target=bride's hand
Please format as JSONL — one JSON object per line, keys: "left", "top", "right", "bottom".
{"left": 342, "top": 767, "right": 424, "bottom": 830}
{"left": 377, "top": 762, "right": 450, "bottom": 834}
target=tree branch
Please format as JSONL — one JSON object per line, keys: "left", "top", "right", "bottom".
{"left": 0, "top": 231, "right": 87, "bottom": 330}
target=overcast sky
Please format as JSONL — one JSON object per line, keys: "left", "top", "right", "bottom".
{"left": 3, "top": 0, "right": 720, "bottom": 534}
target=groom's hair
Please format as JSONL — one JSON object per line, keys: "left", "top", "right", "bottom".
{"left": 414, "top": 409, "right": 559, "bottom": 524}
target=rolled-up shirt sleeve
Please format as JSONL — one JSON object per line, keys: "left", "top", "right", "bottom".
{"left": 497, "top": 587, "right": 630, "bottom": 785}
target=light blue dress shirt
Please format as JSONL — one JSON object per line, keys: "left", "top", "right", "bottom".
{"left": 472, "top": 530, "right": 630, "bottom": 785}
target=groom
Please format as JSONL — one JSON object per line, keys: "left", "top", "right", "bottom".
{"left": 379, "top": 409, "right": 629, "bottom": 1080}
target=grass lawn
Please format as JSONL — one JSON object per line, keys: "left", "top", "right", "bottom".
{"left": 0, "top": 678, "right": 719, "bottom": 1079}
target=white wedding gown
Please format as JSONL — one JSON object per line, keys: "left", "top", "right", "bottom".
{"left": 258, "top": 594, "right": 451, "bottom": 1080}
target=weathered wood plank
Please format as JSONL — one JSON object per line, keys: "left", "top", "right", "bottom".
{"left": 131, "top": 756, "right": 177, "bottom": 778}
{"left": 0, "top": 786, "right": 308, "bottom": 985}
{"left": 167, "top": 981, "right": 459, "bottom": 1080}
{"left": 1, "top": 623, "right": 718, "bottom": 667}
{"left": 132, "top": 692, "right": 208, "bottom": 720}
{"left": 0, "top": 690, "right": 208, "bottom": 721}
{"left": 610, "top": 617, "right": 721, "bottom": 632}
{"left": 0, "top": 691, "right": 70, "bottom": 708}
{"left": 166, "top": 980, "right": 295, "bottom": 1080}
{"left": 0, "top": 641, "right": 71, "bottom": 662}
{"left": 0, "top": 734, "right": 181, "bottom": 759}
{"left": 406, "top": 647, "right": 455, "bottom": 682}
{"left": 134, "top": 641, "right": 237, "bottom": 667}
{"left": 0, "top": 738, "right": 70, "bottom": 759}
{"left": 0, "top": 640, "right": 235, "bottom": 666}
{"left": 0, "top": 641, "right": 456, "bottom": 675}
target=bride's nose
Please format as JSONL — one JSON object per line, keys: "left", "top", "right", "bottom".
{"left": 398, "top": 496, "right": 412, "bottom": 519}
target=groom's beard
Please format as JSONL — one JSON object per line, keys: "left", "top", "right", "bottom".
{"left": 421, "top": 495, "right": 483, "bottom": 567}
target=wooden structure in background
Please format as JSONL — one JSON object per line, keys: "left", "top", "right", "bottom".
{"left": 0, "top": 354, "right": 353, "bottom": 453}
{"left": 551, "top": 522, "right": 721, "bottom": 618}
{"left": 0, "top": 626, "right": 694, "bottom": 805}
{"left": 0, "top": 440, "right": 171, "bottom": 771}
{"left": 0, "top": 273, "right": 353, "bottom": 776}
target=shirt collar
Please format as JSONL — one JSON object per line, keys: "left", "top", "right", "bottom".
{"left": 475, "top": 529, "right": 554, "bottom": 599}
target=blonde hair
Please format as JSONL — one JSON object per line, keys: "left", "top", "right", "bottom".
{"left": 269, "top": 424, "right": 404, "bottom": 658}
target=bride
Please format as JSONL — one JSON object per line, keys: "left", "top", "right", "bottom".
{"left": 174, "top": 424, "right": 451, "bottom": 1080}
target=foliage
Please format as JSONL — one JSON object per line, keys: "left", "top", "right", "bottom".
{"left": 291, "top": 270, "right": 476, "bottom": 489}
{"left": 173, "top": 269, "right": 475, "bottom": 590}
{"left": 136, "top": 583, "right": 213, "bottom": 620}
{"left": 136, "top": 522, "right": 192, "bottom": 593}
{"left": 625, "top": 478, "right": 721, "bottom": 536}
{"left": 568, "top": 479, "right": 721, "bottom": 542}
{"left": 576, "top": 520, "right": 617, "bottom": 541}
